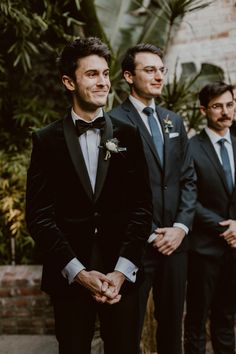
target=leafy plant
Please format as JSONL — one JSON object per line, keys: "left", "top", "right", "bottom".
{"left": 0, "top": 150, "right": 34, "bottom": 264}
{"left": 0, "top": 0, "right": 223, "bottom": 265}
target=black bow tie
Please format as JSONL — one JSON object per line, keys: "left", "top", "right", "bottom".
{"left": 75, "top": 117, "right": 105, "bottom": 136}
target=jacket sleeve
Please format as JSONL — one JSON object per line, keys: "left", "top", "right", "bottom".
{"left": 194, "top": 201, "right": 227, "bottom": 234}
{"left": 118, "top": 125, "right": 153, "bottom": 266}
{"left": 174, "top": 120, "right": 197, "bottom": 230}
{"left": 25, "top": 132, "right": 76, "bottom": 270}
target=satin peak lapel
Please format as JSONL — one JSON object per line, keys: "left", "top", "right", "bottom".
{"left": 94, "top": 112, "right": 113, "bottom": 203}
{"left": 200, "top": 131, "right": 231, "bottom": 194}
{"left": 63, "top": 115, "right": 93, "bottom": 200}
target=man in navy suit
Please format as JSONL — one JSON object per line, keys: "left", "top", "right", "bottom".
{"left": 184, "top": 82, "right": 236, "bottom": 354}
{"left": 230, "top": 84, "right": 236, "bottom": 136}
{"left": 109, "top": 43, "right": 196, "bottom": 354}
{"left": 26, "top": 37, "right": 152, "bottom": 354}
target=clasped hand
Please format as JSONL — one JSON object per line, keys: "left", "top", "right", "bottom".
{"left": 219, "top": 219, "right": 236, "bottom": 248}
{"left": 75, "top": 270, "right": 125, "bottom": 305}
{"left": 152, "top": 226, "right": 185, "bottom": 255}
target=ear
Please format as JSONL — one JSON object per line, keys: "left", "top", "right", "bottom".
{"left": 62, "top": 75, "right": 75, "bottom": 92}
{"left": 200, "top": 105, "right": 207, "bottom": 116}
{"left": 123, "top": 70, "right": 134, "bottom": 85}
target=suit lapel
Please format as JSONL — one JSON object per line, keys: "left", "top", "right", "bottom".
{"left": 63, "top": 114, "right": 93, "bottom": 201}
{"left": 199, "top": 130, "right": 231, "bottom": 194}
{"left": 122, "top": 98, "right": 162, "bottom": 168}
{"left": 94, "top": 112, "right": 113, "bottom": 203}
{"left": 156, "top": 105, "right": 170, "bottom": 171}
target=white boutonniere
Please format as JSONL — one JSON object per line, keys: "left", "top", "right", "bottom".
{"left": 99, "top": 138, "right": 127, "bottom": 160}
{"left": 163, "top": 115, "right": 173, "bottom": 133}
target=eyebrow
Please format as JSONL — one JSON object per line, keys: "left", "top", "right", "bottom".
{"left": 142, "top": 65, "right": 164, "bottom": 69}
{"left": 85, "top": 68, "right": 109, "bottom": 73}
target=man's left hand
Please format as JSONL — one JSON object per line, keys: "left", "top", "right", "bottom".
{"left": 153, "top": 227, "right": 185, "bottom": 255}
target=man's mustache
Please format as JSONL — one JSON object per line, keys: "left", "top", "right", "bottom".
{"left": 218, "top": 116, "right": 231, "bottom": 121}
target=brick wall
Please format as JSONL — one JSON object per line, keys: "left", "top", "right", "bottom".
{"left": 165, "top": 0, "right": 236, "bottom": 83}
{"left": 0, "top": 265, "right": 54, "bottom": 334}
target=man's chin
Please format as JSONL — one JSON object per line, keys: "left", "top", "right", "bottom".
{"left": 150, "top": 89, "right": 162, "bottom": 97}
{"left": 85, "top": 100, "right": 107, "bottom": 111}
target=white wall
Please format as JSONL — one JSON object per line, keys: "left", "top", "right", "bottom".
{"left": 165, "top": 0, "right": 236, "bottom": 83}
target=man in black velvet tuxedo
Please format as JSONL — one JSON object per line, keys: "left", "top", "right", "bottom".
{"left": 26, "top": 37, "right": 152, "bottom": 354}
{"left": 109, "top": 44, "right": 196, "bottom": 354}
{"left": 184, "top": 82, "right": 236, "bottom": 354}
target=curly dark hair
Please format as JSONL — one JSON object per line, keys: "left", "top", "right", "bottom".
{"left": 58, "top": 37, "right": 111, "bottom": 81}
{"left": 199, "top": 81, "right": 234, "bottom": 107}
{"left": 121, "top": 43, "right": 163, "bottom": 75}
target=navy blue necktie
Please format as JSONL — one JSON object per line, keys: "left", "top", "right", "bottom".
{"left": 218, "top": 138, "right": 234, "bottom": 193}
{"left": 143, "top": 107, "right": 163, "bottom": 165}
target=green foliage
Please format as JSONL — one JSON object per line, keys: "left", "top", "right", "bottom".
{"left": 0, "top": 0, "right": 81, "bottom": 264}
{"left": 0, "top": 0, "right": 224, "bottom": 264}
{"left": 0, "top": 149, "right": 34, "bottom": 264}
{"left": 160, "top": 62, "right": 224, "bottom": 133}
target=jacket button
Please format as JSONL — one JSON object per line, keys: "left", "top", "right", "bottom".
{"left": 94, "top": 212, "right": 100, "bottom": 218}
{"left": 163, "top": 185, "right": 167, "bottom": 190}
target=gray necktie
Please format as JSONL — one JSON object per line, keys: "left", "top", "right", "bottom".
{"left": 218, "top": 138, "right": 234, "bottom": 193}
{"left": 143, "top": 107, "right": 163, "bottom": 165}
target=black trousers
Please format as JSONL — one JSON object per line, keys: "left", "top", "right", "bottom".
{"left": 52, "top": 284, "right": 140, "bottom": 354}
{"left": 184, "top": 251, "right": 236, "bottom": 354}
{"left": 138, "top": 251, "right": 187, "bottom": 354}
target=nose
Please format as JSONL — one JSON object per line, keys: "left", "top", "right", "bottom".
{"left": 154, "top": 69, "right": 163, "bottom": 80}
{"left": 222, "top": 105, "right": 230, "bottom": 114}
{"left": 97, "top": 74, "right": 109, "bottom": 86}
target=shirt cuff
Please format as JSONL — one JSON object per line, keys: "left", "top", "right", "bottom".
{"left": 62, "top": 258, "right": 85, "bottom": 284}
{"left": 148, "top": 232, "right": 157, "bottom": 243}
{"left": 173, "top": 223, "right": 189, "bottom": 235}
{"left": 114, "top": 257, "right": 138, "bottom": 283}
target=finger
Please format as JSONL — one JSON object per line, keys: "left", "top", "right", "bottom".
{"left": 161, "top": 247, "right": 174, "bottom": 255}
{"left": 220, "top": 230, "right": 232, "bottom": 238}
{"left": 155, "top": 238, "right": 168, "bottom": 247}
{"left": 93, "top": 294, "right": 107, "bottom": 303}
{"left": 219, "top": 220, "right": 230, "bottom": 226}
{"left": 105, "top": 294, "right": 122, "bottom": 305}
{"left": 100, "top": 275, "right": 115, "bottom": 286}
{"left": 157, "top": 244, "right": 174, "bottom": 254}
{"left": 156, "top": 228, "right": 166, "bottom": 234}
{"left": 101, "top": 281, "right": 109, "bottom": 292}
{"left": 104, "top": 288, "right": 119, "bottom": 299}
{"left": 224, "top": 234, "right": 234, "bottom": 241}
{"left": 163, "top": 249, "right": 174, "bottom": 256}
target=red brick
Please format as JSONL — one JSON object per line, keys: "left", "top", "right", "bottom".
{"left": 0, "top": 265, "right": 55, "bottom": 335}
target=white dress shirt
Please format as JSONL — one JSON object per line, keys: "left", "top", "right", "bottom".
{"left": 205, "top": 127, "right": 235, "bottom": 184}
{"left": 62, "top": 108, "right": 138, "bottom": 284}
{"left": 129, "top": 95, "right": 189, "bottom": 243}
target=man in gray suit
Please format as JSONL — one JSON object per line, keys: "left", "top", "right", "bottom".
{"left": 184, "top": 82, "right": 236, "bottom": 354}
{"left": 109, "top": 43, "right": 196, "bottom": 354}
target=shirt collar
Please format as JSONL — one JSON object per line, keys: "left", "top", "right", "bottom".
{"left": 129, "top": 95, "right": 156, "bottom": 115}
{"left": 71, "top": 108, "right": 103, "bottom": 125}
{"left": 205, "top": 126, "right": 232, "bottom": 145}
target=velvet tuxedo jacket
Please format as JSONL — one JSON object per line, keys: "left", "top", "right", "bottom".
{"left": 189, "top": 129, "right": 236, "bottom": 258}
{"left": 26, "top": 112, "right": 152, "bottom": 296}
{"left": 109, "top": 98, "right": 196, "bottom": 254}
